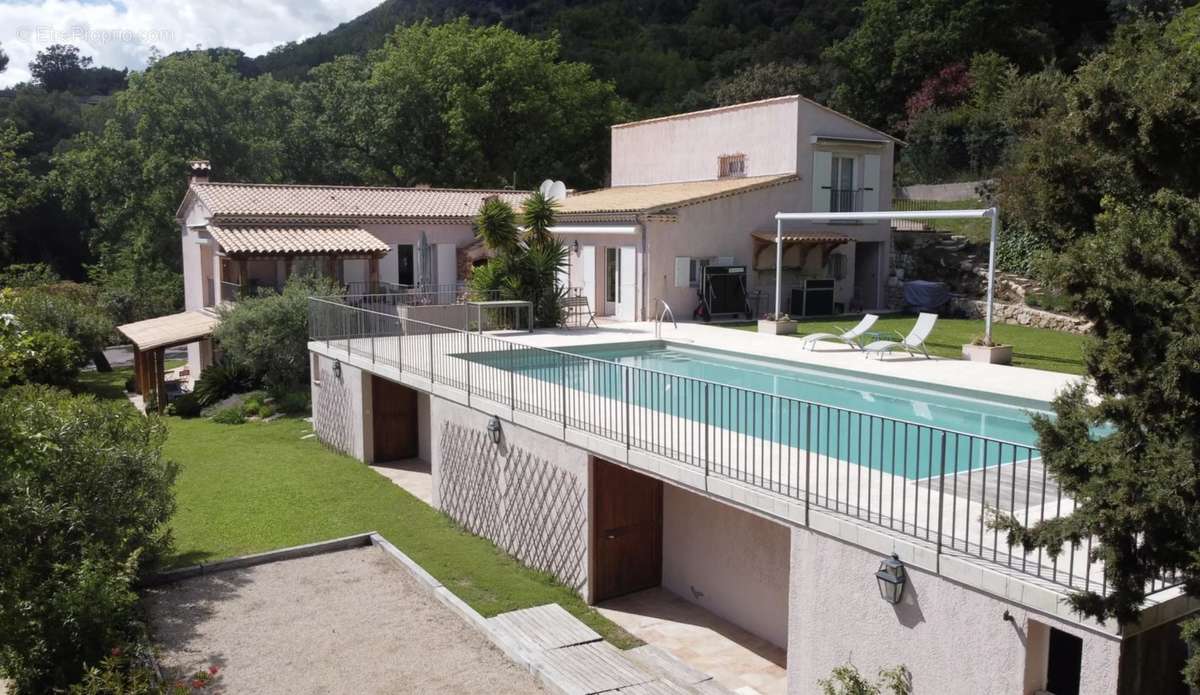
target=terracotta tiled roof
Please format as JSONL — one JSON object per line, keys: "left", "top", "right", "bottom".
{"left": 207, "top": 225, "right": 390, "bottom": 256}
{"left": 189, "top": 182, "right": 529, "bottom": 220}
{"left": 556, "top": 175, "right": 798, "bottom": 217}
{"left": 118, "top": 308, "right": 222, "bottom": 351}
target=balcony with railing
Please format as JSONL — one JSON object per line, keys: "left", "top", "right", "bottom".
{"left": 827, "top": 187, "right": 864, "bottom": 213}
{"left": 305, "top": 295, "right": 1181, "bottom": 603}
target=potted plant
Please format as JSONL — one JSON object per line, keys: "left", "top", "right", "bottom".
{"left": 962, "top": 335, "right": 1013, "bottom": 365}
{"left": 758, "top": 312, "right": 797, "bottom": 335}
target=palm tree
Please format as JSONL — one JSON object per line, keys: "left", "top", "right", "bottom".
{"left": 468, "top": 194, "right": 566, "bottom": 328}
{"left": 522, "top": 190, "right": 558, "bottom": 246}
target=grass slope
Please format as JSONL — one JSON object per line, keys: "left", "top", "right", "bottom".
{"left": 164, "top": 416, "right": 642, "bottom": 645}
{"left": 729, "top": 314, "right": 1089, "bottom": 374}
{"left": 80, "top": 367, "right": 640, "bottom": 649}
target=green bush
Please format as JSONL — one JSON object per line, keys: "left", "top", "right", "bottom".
{"left": 0, "top": 386, "right": 176, "bottom": 692}
{"left": 192, "top": 360, "right": 251, "bottom": 407}
{"left": 214, "top": 274, "right": 341, "bottom": 393}
{"left": 1, "top": 317, "right": 86, "bottom": 387}
{"left": 19, "top": 330, "right": 86, "bottom": 385}
{"left": 819, "top": 663, "right": 911, "bottom": 695}
{"left": 994, "top": 220, "right": 1047, "bottom": 276}
{"left": 167, "top": 393, "right": 201, "bottom": 418}
{"left": 256, "top": 403, "right": 275, "bottom": 419}
{"left": 0, "top": 283, "right": 116, "bottom": 365}
{"left": 211, "top": 406, "right": 245, "bottom": 425}
{"left": 239, "top": 391, "right": 268, "bottom": 417}
{"left": 274, "top": 390, "right": 310, "bottom": 415}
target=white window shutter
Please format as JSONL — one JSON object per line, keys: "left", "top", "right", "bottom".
{"left": 811, "top": 151, "right": 832, "bottom": 213}
{"left": 674, "top": 257, "right": 691, "bottom": 288}
{"left": 862, "top": 154, "right": 881, "bottom": 212}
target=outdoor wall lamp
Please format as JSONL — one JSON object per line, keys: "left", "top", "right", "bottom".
{"left": 487, "top": 415, "right": 502, "bottom": 445}
{"left": 572, "top": 239, "right": 580, "bottom": 255}
{"left": 875, "top": 553, "right": 907, "bottom": 604}
{"left": 332, "top": 359, "right": 342, "bottom": 380}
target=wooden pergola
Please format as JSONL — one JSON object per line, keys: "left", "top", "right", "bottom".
{"left": 117, "top": 309, "right": 222, "bottom": 412}
{"left": 750, "top": 231, "right": 850, "bottom": 270}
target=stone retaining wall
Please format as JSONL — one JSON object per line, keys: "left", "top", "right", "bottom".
{"left": 953, "top": 298, "right": 1092, "bottom": 334}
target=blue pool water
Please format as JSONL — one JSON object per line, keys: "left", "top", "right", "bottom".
{"left": 466, "top": 341, "right": 1048, "bottom": 478}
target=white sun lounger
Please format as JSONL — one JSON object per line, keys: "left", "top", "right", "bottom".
{"left": 799, "top": 314, "right": 879, "bottom": 351}
{"left": 862, "top": 312, "right": 938, "bottom": 360}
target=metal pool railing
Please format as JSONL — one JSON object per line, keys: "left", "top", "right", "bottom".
{"left": 307, "top": 296, "right": 1152, "bottom": 597}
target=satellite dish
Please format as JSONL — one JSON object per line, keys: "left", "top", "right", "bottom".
{"left": 549, "top": 181, "right": 567, "bottom": 201}
{"left": 539, "top": 179, "right": 554, "bottom": 197}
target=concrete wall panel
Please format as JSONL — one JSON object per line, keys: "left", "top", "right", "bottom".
{"left": 786, "top": 528, "right": 1121, "bottom": 695}
{"left": 311, "top": 353, "right": 367, "bottom": 461}
{"left": 663, "top": 485, "right": 791, "bottom": 648}
{"left": 430, "top": 397, "right": 590, "bottom": 593}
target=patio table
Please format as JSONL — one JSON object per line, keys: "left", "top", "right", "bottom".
{"left": 465, "top": 300, "right": 534, "bottom": 333}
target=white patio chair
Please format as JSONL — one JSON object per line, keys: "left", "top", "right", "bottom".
{"left": 862, "top": 313, "right": 938, "bottom": 360}
{"left": 799, "top": 314, "right": 880, "bottom": 351}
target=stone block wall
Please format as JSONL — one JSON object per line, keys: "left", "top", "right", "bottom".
{"left": 952, "top": 298, "right": 1092, "bottom": 334}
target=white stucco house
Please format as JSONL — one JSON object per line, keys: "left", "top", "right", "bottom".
{"left": 120, "top": 95, "right": 900, "bottom": 394}
{"left": 558, "top": 94, "right": 898, "bottom": 322}
{"left": 298, "top": 102, "right": 1187, "bottom": 695}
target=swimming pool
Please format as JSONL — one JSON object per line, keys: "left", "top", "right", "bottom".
{"left": 465, "top": 341, "right": 1047, "bottom": 479}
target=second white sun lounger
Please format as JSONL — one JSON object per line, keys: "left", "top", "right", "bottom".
{"left": 799, "top": 314, "right": 879, "bottom": 351}
{"left": 862, "top": 312, "right": 938, "bottom": 359}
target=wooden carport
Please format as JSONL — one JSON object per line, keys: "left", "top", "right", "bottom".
{"left": 117, "top": 308, "right": 222, "bottom": 412}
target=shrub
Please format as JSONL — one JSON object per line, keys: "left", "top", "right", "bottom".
{"left": 256, "top": 403, "right": 275, "bottom": 418}
{"left": 192, "top": 360, "right": 251, "bottom": 407}
{"left": 123, "top": 376, "right": 136, "bottom": 393}
{"left": 69, "top": 643, "right": 220, "bottom": 694}
{"left": 994, "top": 219, "right": 1046, "bottom": 276}
{"left": 1, "top": 317, "right": 86, "bottom": 387}
{"left": 274, "top": 389, "right": 310, "bottom": 415}
{"left": 167, "top": 393, "right": 201, "bottom": 418}
{"left": 18, "top": 330, "right": 86, "bottom": 385}
{"left": 211, "top": 406, "right": 245, "bottom": 425}
{"left": 819, "top": 663, "right": 911, "bottom": 695}
{"left": 214, "top": 274, "right": 341, "bottom": 393}
{"left": 0, "top": 386, "right": 176, "bottom": 692}
{"left": 0, "top": 283, "right": 116, "bottom": 367}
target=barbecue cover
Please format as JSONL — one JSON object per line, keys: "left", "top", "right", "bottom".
{"left": 902, "top": 280, "right": 950, "bottom": 312}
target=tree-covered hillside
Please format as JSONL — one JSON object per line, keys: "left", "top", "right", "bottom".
{"left": 253, "top": 0, "right": 1118, "bottom": 123}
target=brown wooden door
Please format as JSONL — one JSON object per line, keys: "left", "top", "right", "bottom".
{"left": 592, "top": 459, "right": 663, "bottom": 602}
{"left": 372, "top": 376, "right": 418, "bottom": 462}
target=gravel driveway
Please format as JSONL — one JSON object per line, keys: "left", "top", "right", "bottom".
{"left": 145, "top": 547, "right": 542, "bottom": 694}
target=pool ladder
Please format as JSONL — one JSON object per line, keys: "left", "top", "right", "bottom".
{"left": 654, "top": 298, "right": 677, "bottom": 339}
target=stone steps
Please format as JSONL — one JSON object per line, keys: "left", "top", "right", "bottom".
{"left": 488, "top": 604, "right": 737, "bottom": 695}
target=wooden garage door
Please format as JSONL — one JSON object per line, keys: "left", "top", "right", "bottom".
{"left": 371, "top": 376, "right": 418, "bottom": 462}
{"left": 593, "top": 459, "right": 663, "bottom": 602}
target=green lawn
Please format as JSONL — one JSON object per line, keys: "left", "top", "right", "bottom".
{"left": 729, "top": 314, "right": 1090, "bottom": 374}
{"left": 80, "top": 365, "right": 640, "bottom": 649}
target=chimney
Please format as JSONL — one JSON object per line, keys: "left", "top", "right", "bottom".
{"left": 187, "top": 160, "right": 211, "bottom": 184}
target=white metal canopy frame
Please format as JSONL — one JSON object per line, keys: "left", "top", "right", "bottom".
{"left": 773, "top": 208, "right": 1000, "bottom": 341}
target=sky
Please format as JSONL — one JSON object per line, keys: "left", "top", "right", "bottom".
{"left": 0, "top": 0, "right": 381, "bottom": 87}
